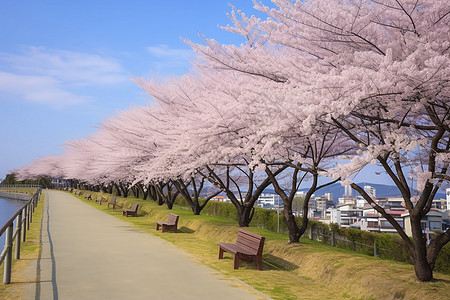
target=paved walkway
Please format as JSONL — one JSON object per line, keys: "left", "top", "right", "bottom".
{"left": 22, "top": 190, "right": 266, "bottom": 300}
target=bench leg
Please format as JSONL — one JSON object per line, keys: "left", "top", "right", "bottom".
{"left": 256, "top": 256, "right": 264, "bottom": 271}
{"left": 156, "top": 223, "right": 161, "bottom": 231}
{"left": 218, "top": 247, "right": 224, "bottom": 260}
{"left": 161, "top": 225, "right": 166, "bottom": 233}
{"left": 233, "top": 254, "right": 240, "bottom": 269}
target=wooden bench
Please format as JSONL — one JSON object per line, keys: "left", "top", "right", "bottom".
{"left": 156, "top": 213, "right": 179, "bottom": 233}
{"left": 218, "top": 229, "right": 265, "bottom": 270}
{"left": 107, "top": 197, "right": 120, "bottom": 210}
{"left": 84, "top": 193, "right": 92, "bottom": 200}
{"left": 95, "top": 196, "right": 107, "bottom": 205}
{"left": 123, "top": 204, "right": 139, "bottom": 217}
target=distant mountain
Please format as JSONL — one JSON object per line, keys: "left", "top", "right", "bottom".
{"left": 297, "top": 182, "right": 446, "bottom": 203}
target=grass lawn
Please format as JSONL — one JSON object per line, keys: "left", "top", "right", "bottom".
{"left": 71, "top": 191, "right": 450, "bottom": 300}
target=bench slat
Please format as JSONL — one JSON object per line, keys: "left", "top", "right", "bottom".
{"left": 156, "top": 213, "right": 179, "bottom": 233}
{"left": 218, "top": 229, "right": 265, "bottom": 270}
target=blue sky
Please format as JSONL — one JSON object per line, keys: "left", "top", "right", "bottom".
{"left": 0, "top": 0, "right": 394, "bottom": 186}
{"left": 0, "top": 0, "right": 260, "bottom": 180}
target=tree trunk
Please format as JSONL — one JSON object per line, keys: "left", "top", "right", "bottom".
{"left": 101, "top": 184, "right": 109, "bottom": 194}
{"left": 284, "top": 208, "right": 301, "bottom": 242}
{"left": 137, "top": 183, "right": 148, "bottom": 200}
{"left": 113, "top": 182, "right": 122, "bottom": 196}
{"left": 236, "top": 204, "right": 254, "bottom": 227}
{"left": 266, "top": 167, "right": 302, "bottom": 243}
{"left": 165, "top": 182, "right": 179, "bottom": 209}
{"left": 131, "top": 186, "right": 139, "bottom": 198}
{"left": 107, "top": 183, "right": 113, "bottom": 194}
{"left": 119, "top": 183, "right": 129, "bottom": 198}
{"left": 148, "top": 184, "right": 157, "bottom": 202}
{"left": 155, "top": 183, "right": 166, "bottom": 205}
{"left": 410, "top": 214, "right": 434, "bottom": 281}
{"left": 192, "top": 202, "right": 202, "bottom": 215}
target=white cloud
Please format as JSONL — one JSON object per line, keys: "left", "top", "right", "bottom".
{"left": 1, "top": 46, "right": 128, "bottom": 86}
{"left": 145, "top": 44, "right": 195, "bottom": 76}
{"left": 0, "top": 46, "right": 129, "bottom": 108}
{"left": 0, "top": 71, "right": 90, "bottom": 108}
{"left": 146, "top": 44, "right": 194, "bottom": 61}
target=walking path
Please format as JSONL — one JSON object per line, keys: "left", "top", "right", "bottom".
{"left": 22, "top": 190, "right": 266, "bottom": 300}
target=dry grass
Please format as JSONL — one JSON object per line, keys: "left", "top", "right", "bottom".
{"left": 75, "top": 191, "right": 450, "bottom": 300}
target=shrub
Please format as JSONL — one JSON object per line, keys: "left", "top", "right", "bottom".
{"left": 434, "top": 241, "right": 450, "bottom": 274}
{"left": 202, "top": 201, "right": 237, "bottom": 220}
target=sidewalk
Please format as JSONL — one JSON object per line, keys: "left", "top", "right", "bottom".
{"left": 22, "top": 190, "right": 266, "bottom": 300}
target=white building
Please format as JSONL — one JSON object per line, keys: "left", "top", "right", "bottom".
{"left": 356, "top": 196, "right": 367, "bottom": 208}
{"left": 329, "top": 208, "right": 341, "bottom": 224}
{"left": 364, "top": 185, "right": 376, "bottom": 198}
{"left": 295, "top": 191, "right": 307, "bottom": 198}
{"left": 338, "top": 196, "right": 357, "bottom": 206}
{"left": 257, "top": 193, "right": 282, "bottom": 208}
{"left": 334, "top": 204, "right": 363, "bottom": 228}
{"left": 344, "top": 184, "right": 352, "bottom": 197}
{"left": 447, "top": 188, "right": 450, "bottom": 211}
{"left": 211, "top": 195, "right": 230, "bottom": 203}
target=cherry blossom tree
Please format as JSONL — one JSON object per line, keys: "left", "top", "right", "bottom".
{"left": 14, "top": 155, "right": 65, "bottom": 184}
{"left": 187, "top": 0, "right": 449, "bottom": 281}
{"left": 134, "top": 70, "right": 291, "bottom": 225}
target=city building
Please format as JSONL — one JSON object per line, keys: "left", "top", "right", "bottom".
{"left": 344, "top": 184, "right": 352, "bottom": 197}
{"left": 432, "top": 198, "right": 448, "bottom": 211}
{"left": 314, "top": 196, "right": 335, "bottom": 218}
{"left": 295, "top": 191, "right": 307, "bottom": 198}
{"left": 211, "top": 195, "right": 230, "bottom": 203}
{"left": 403, "top": 209, "right": 448, "bottom": 236}
{"left": 360, "top": 205, "right": 407, "bottom": 233}
{"left": 334, "top": 204, "right": 363, "bottom": 228}
{"left": 364, "top": 185, "right": 376, "bottom": 198}
{"left": 447, "top": 188, "right": 450, "bottom": 211}
{"left": 257, "top": 193, "right": 282, "bottom": 209}
{"left": 338, "top": 196, "right": 357, "bottom": 206}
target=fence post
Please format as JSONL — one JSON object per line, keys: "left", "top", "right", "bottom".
{"left": 3, "top": 223, "right": 13, "bottom": 284}
{"left": 23, "top": 206, "right": 27, "bottom": 242}
{"left": 308, "top": 226, "right": 313, "bottom": 240}
{"left": 331, "top": 232, "right": 335, "bottom": 247}
{"left": 29, "top": 201, "right": 33, "bottom": 223}
{"left": 15, "top": 212, "right": 22, "bottom": 260}
{"left": 27, "top": 203, "right": 31, "bottom": 230}
{"left": 374, "top": 243, "right": 379, "bottom": 257}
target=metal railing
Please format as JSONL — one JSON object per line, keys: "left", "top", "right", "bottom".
{"left": 0, "top": 187, "right": 41, "bottom": 284}
{"left": 0, "top": 184, "right": 42, "bottom": 188}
